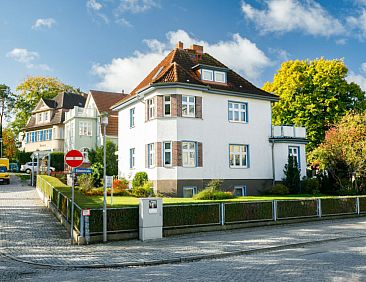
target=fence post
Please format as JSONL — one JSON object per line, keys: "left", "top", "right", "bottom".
{"left": 273, "top": 200, "right": 277, "bottom": 221}
{"left": 220, "top": 203, "right": 225, "bottom": 226}
{"left": 356, "top": 197, "right": 360, "bottom": 215}
{"left": 317, "top": 198, "right": 322, "bottom": 218}
{"left": 80, "top": 210, "right": 84, "bottom": 237}
{"left": 57, "top": 191, "right": 60, "bottom": 210}
{"left": 66, "top": 199, "right": 69, "bottom": 222}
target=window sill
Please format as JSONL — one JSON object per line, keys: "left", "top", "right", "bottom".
{"left": 229, "top": 166, "right": 249, "bottom": 169}
{"left": 228, "top": 120, "right": 248, "bottom": 124}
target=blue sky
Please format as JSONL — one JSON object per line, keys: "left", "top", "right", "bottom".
{"left": 1, "top": 0, "right": 366, "bottom": 94}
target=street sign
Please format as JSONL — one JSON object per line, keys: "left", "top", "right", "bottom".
{"left": 82, "top": 209, "right": 91, "bottom": 216}
{"left": 65, "top": 150, "right": 84, "bottom": 168}
{"left": 106, "top": 176, "right": 113, "bottom": 188}
{"left": 75, "top": 167, "right": 93, "bottom": 174}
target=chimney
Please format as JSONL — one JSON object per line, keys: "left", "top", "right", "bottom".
{"left": 176, "top": 41, "right": 184, "bottom": 49}
{"left": 190, "top": 44, "right": 203, "bottom": 54}
{"left": 122, "top": 89, "right": 124, "bottom": 94}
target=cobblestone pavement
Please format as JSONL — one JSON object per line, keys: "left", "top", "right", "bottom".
{"left": 2, "top": 175, "right": 366, "bottom": 272}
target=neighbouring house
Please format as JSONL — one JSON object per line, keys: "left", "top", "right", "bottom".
{"left": 111, "top": 42, "right": 307, "bottom": 197}
{"left": 23, "top": 92, "right": 86, "bottom": 153}
{"left": 64, "top": 90, "right": 127, "bottom": 162}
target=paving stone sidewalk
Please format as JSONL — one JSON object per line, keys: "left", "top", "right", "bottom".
{"left": 1, "top": 175, "right": 366, "bottom": 268}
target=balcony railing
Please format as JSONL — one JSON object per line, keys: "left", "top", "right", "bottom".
{"left": 271, "top": 125, "right": 306, "bottom": 138}
{"left": 65, "top": 106, "right": 96, "bottom": 120}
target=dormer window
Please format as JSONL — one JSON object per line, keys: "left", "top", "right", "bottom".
{"left": 201, "top": 68, "right": 226, "bottom": 83}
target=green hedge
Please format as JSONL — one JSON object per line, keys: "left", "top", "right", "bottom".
{"left": 277, "top": 200, "right": 318, "bottom": 219}
{"left": 225, "top": 202, "right": 273, "bottom": 223}
{"left": 89, "top": 208, "right": 139, "bottom": 233}
{"left": 359, "top": 197, "right": 366, "bottom": 213}
{"left": 163, "top": 204, "right": 220, "bottom": 228}
{"left": 321, "top": 198, "right": 357, "bottom": 215}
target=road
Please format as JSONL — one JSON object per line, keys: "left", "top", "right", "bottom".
{"left": 1, "top": 175, "right": 366, "bottom": 281}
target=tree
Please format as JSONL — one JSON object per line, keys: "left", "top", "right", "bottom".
{"left": 88, "top": 140, "right": 118, "bottom": 176}
{"left": 283, "top": 155, "right": 301, "bottom": 194}
{"left": 0, "top": 84, "right": 15, "bottom": 157}
{"left": 309, "top": 112, "right": 366, "bottom": 194}
{"left": 263, "top": 58, "right": 366, "bottom": 152}
{"left": 2, "top": 128, "right": 18, "bottom": 161}
{"left": 11, "top": 76, "right": 81, "bottom": 135}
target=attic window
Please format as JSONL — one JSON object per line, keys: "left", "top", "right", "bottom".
{"left": 201, "top": 69, "right": 226, "bottom": 83}
{"left": 152, "top": 66, "right": 164, "bottom": 80}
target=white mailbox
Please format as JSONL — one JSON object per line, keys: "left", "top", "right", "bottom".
{"left": 139, "top": 198, "right": 163, "bottom": 241}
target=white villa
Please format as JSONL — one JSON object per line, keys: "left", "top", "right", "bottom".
{"left": 112, "top": 43, "right": 307, "bottom": 197}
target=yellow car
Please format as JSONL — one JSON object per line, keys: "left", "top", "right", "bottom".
{"left": 0, "top": 158, "right": 10, "bottom": 184}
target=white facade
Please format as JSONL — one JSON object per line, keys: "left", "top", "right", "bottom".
{"left": 117, "top": 86, "right": 307, "bottom": 196}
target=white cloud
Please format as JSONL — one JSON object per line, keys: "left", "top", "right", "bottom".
{"left": 361, "top": 62, "right": 366, "bottom": 73}
{"left": 32, "top": 18, "right": 56, "bottom": 30}
{"left": 115, "top": 17, "right": 133, "bottom": 27}
{"left": 91, "top": 30, "right": 272, "bottom": 92}
{"left": 6, "top": 48, "right": 51, "bottom": 71}
{"left": 117, "top": 0, "right": 159, "bottom": 14}
{"left": 346, "top": 10, "right": 366, "bottom": 38}
{"left": 241, "top": 0, "right": 345, "bottom": 36}
{"left": 335, "top": 38, "right": 347, "bottom": 45}
{"left": 86, "top": 0, "right": 102, "bottom": 11}
{"left": 347, "top": 72, "right": 366, "bottom": 91}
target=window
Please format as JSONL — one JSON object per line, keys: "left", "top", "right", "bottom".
{"left": 163, "top": 142, "right": 172, "bottom": 166}
{"left": 215, "top": 71, "right": 226, "bottom": 83}
{"left": 202, "top": 69, "right": 213, "bottom": 81}
{"left": 289, "top": 146, "right": 300, "bottom": 167}
{"left": 37, "top": 130, "right": 43, "bottom": 142}
{"left": 45, "top": 129, "right": 52, "bottom": 140}
{"left": 59, "top": 128, "right": 64, "bottom": 139}
{"left": 148, "top": 143, "right": 155, "bottom": 168}
{"left": 38, "top": 113, "right": 42, "bottom": 123}
{"left": 44, "top": 112, "right": 49, "bottom": 122}
{"left": 81, "top": 148, "right": 89, "bottom": 163}
{"left": 229, "top": 144, "right": 249, "bottom": 168}
{"left": 130, "top": 148, "right": 135, "bottom": 169}
{"left": 79, "top": 121, "right": 92, "bottom": 136}
{"left": 182, "top": 96, "right": 195, "bottom": 117}
{"left": 147, "top": 99, "right": 154, "bottom": 120}
{"left": 233, "top": 186, "right": 247, "bottom": 197}
{"left": 228, "top": 102, "right": 248, "bottom": 123}
{"left": 183, "top": 186, "right": 197, "bottom": 198}
{"left": 182, "top": 141, "right": 196, "bottom": 167}
{"left": 130, "top": 108, "right": 135, "bottom": 128}
{"left": 164, "top": 95, "right": 171, "bottom": 116}
{"left": 26, "top": 132, "right": 29, "bottom": 144}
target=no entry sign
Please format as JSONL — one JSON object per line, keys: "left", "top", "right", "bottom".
{"left": 65, "top": 150, "right": 84, "bottom": 168}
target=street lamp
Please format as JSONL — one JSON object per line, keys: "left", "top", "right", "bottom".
{"left": 100, "top": 111, "right": 109, "bottom": 242}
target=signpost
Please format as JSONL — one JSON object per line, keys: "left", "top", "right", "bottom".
{"left": 65, "top": 150, "right": 84, "bottom": 244}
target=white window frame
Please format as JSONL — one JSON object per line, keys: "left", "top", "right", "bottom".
{"left": 182, "top": 95, "right": 195, "bottom": 117}
{"left": 148, "top": 143, "right": 155, "bottom": 168}
{"left": 288, "top": 146, "right": 300, "bottom": 167}
{"left": 44, "top": 111, "right": 49, "bottom": 122}
{"left": 38, "top": 113, "right": 43, "bottom": 123}
{"left": 79, "top": 121, "right": 92, "bottom": 136}
{"left": 130, "top": 148, "right": 135, "bottom": 169}
{"left": 130, "top": 108, "right": 135, "bottom": 128}
{"left": 182, "top": 141, "right": 196, "bottom": 167}
{"left": 164, "top": 95, "right": 171, "bottom": 117}
{"left": 202, "top": 69, "right": 214, "bottom": 81}
{"left": 228, "top": 101, "right": 248, "bottom": 123}
{"left": 148, "top": 98, "right": 155, "bottom": 120}
{"left": 229, "top": 144, "right": 248, "bottom": 168}
{"left": 163, "top": 141, "right": 172, "bottom": 167}
{"left": 183, "top": 186, "right": 197, "bottom": 198}
{"left": 214, "top": 71, "right": 226, "bottom": 83}
{"left": 233, "top": 186, "right": 247, "bottom": 197}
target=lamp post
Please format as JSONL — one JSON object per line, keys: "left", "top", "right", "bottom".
{"left": 100, "top": 112, "right": 109, "bottom": 242}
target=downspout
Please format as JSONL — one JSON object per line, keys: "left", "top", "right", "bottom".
{"left": 271, "top": 140, "right": 275, "bottom": 186}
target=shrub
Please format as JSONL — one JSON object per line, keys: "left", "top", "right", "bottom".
{"left": 113, "top": 178, "right": 129, "bottom": 192}
{"left": 272, "top": 184, "right": 289, "bottom": 195}
{"left": 205, "top": 179, "right": 223, "bottom": 191}
{"left": 50, "top": 152, "right": 64, "bottom": 171}
{"left": 91, "top": 162, "right": 103, "bottom": 187}
{"left": 131, "top": 181, "right": 155, "bottom": 198}
{"left": 302, "top": 178, "right": 320, "bottom": 195}
{"left": 283, "top": 155, "right": 301, "bottom": 193}
{"left": 193, "top": 189, "right": 235, "bottom": 200}
{"left": 132, "top": 172, "right": 148, "bottom": 188}
{"left": 78, "top": 174, "right": 94, "bottom": 193}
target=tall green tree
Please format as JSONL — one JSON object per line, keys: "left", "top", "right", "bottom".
{"left": 263, "top": 58, "right": 366, "bottom": 152}
{"left": 88, "top": 140, "right": 118, "bottom": 176}
{"left": 11, "top": 76, "right": 81, "bottom": 134}
{"left": 0, "top": 84, "right": 15, "bottom": 158}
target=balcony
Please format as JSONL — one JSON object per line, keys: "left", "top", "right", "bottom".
{"left": 271, "top": 125, "right": 306, "bottom": 139}
{"left": 65, "top": 106, "right": 96, "bottom": 121}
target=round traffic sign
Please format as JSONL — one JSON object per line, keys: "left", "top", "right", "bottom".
{"left": 65, "top": 150, "right": 84, "bottom": 168}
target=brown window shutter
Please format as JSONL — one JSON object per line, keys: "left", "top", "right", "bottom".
{"left": 195, "top": 96, "right": 202, "bottom": 118}
{"left": 145, "top": 101, "right": 149, "bottom": 122}
{"left": 177, "top": 95, "right": 182, "bottom": 117}
{"left": 171, "top": 94, "right": 177, "bottom": 117}
{"left": 155, "top": 142, "right": 162, "bottom": 167}
{"left": 145, "top": 144, "right": 149, "bottom": 168}
{"left": 156, "top": 96, "right": 163, "bottom": 118}
{"left": 172, "top": 141, "right": 182, "bottom": 167}
{"left": 198, "top": 142, "right": 203, "bottom": 167}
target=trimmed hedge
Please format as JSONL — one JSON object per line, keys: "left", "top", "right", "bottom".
{"left": 277, "top": 200, "right": 318, "bottom": 219}
{"left": 89, "top": 208, "right": 139, "bottom": 233}
{"left": 163, "top": 204, "right": 220, "bottom": 228}
{"left": 225, "top": 202, "right": 273, "bottom": 223}
{"left": 321, "top": 198, "right": 357, "bottom": 215}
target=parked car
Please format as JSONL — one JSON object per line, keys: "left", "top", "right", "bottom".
{"left": 20, "top": 162, "right": 55, "bottom": 174}
{"left": 0, "top": 158, "right": 10, "bottom": 184}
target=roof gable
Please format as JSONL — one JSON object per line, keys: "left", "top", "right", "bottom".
{"left": 89, "top": 90, "right": 128, "bottom": 115}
